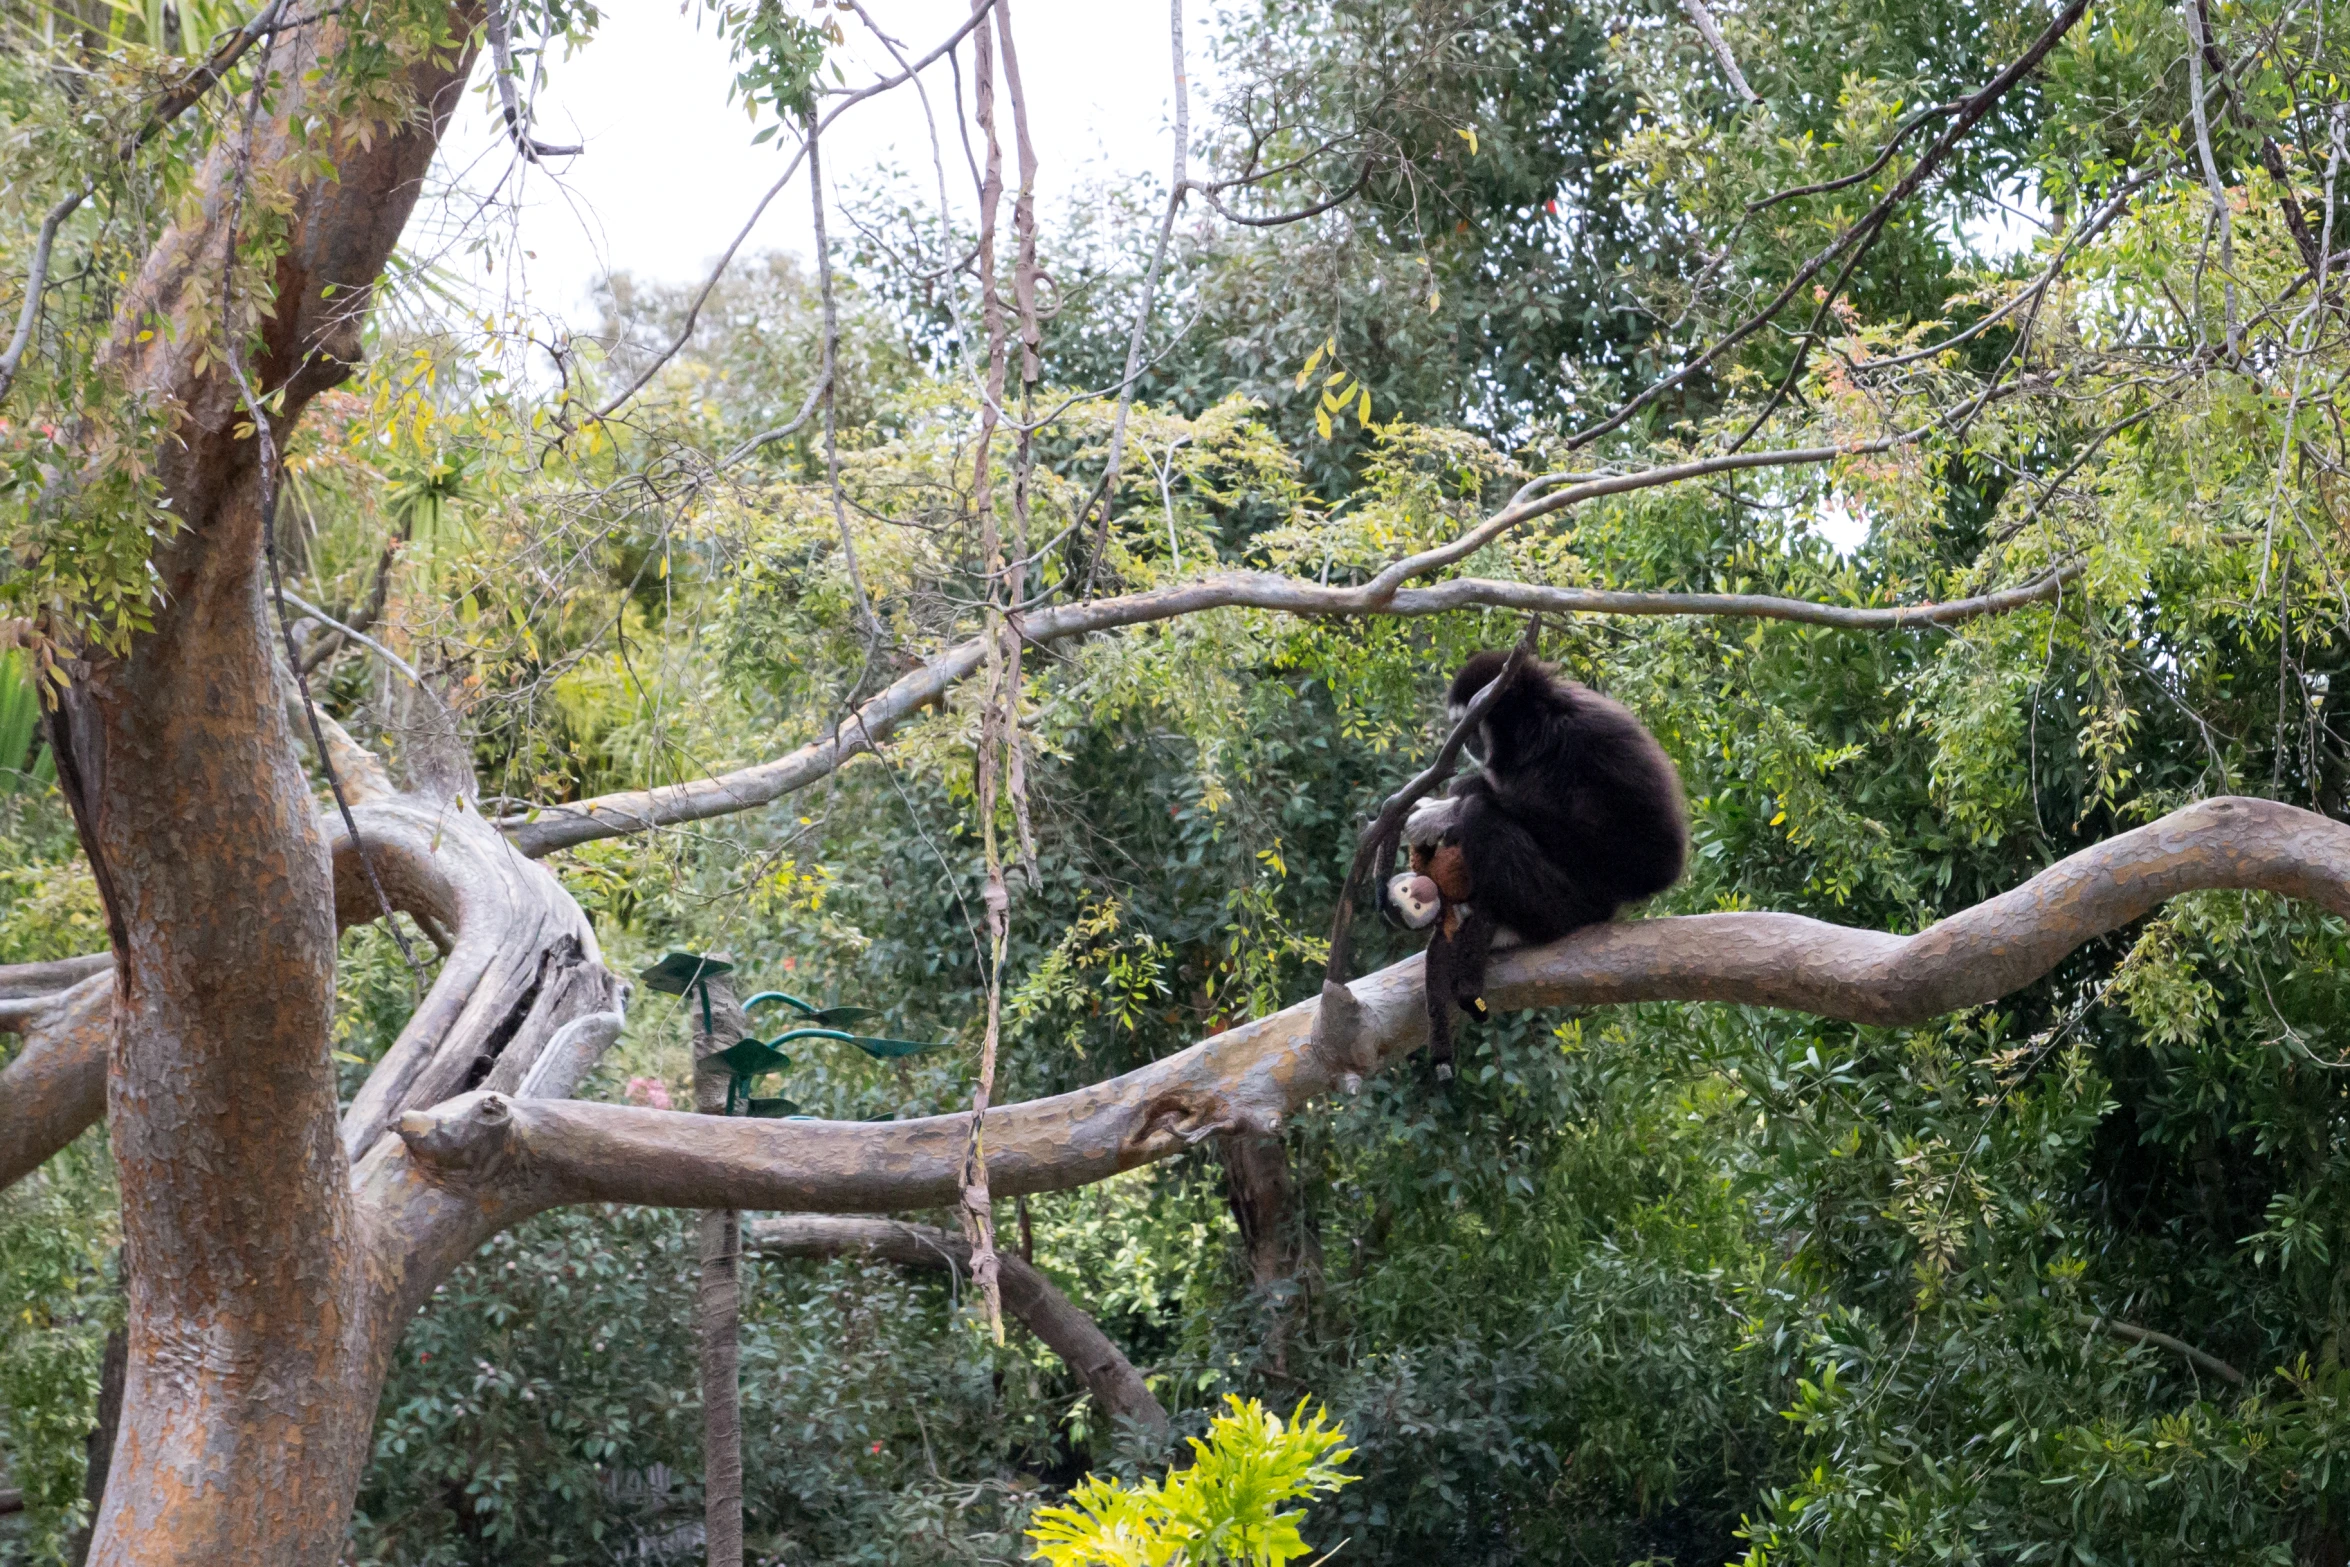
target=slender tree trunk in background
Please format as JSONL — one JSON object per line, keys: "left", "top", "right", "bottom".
{"left": 689, "top": 975, "right": 753, "bottom": 1567}
{"left": 1215, "top": 1130, "right": 1317, "bottom": 1373}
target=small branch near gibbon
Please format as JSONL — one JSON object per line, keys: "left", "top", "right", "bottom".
{"left": 2076, "top": 1312, "right": 2245, "bottom": 1386}
{"left": 401, "top": 799, "right": 2350, "bottom": 1237}
{"left": 1309, "top": 616, "right": 1538, "bottom": 1086}
{"left": 746, "top": 1215, "right": 1170, "bottom": 1437}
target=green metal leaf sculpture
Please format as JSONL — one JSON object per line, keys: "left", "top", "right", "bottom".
{"left": 638, "top": 951, "right": 734, "bottom": 995}
{"left": 744, "top": 991, "right": 879, "bottom": 1028}
{"left": 711, "top": 1038, "right": 792, "bottom": 1078}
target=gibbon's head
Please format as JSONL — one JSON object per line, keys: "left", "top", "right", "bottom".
{"left": 1445, "top": 649, "right": 1520, "bottom": 762}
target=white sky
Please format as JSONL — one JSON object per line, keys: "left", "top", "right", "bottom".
{"left": 426, "top": 0, "right": 1185, "bottom": 324}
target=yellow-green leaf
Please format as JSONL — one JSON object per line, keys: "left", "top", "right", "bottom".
{"left": 1315, "top": 407, "right": 1333, "bottom": 439}
{"left": 1457, "top": 126, "right": 1479, "bottom": 154}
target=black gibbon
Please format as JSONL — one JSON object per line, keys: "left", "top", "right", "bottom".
{"left": 1383, "top": 651, "right": 1688, "bottom": 1072}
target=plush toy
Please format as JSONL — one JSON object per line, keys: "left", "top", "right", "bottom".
{"left": 1382, "top": 813, "right": 1487, "bottom": 1077}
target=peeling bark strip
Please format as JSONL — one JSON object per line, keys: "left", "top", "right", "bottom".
{"left": 405, "top": 797, "right": 2350, "bottom": 1216}
{"left": 747, "top": 1216, "right": 1170, "bottom": 1437}
{"left": 961, "top": 0, "right": 1014, "bottom": 1344}
{"left": 332, "top": 796, "right": 620, "bottom": 1161}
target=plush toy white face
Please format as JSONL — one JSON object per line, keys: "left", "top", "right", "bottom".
{"left": 1384, "top": 872, "right": 1442, "bottom": 930}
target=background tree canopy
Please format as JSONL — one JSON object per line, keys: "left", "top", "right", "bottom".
{"left": 9, "top": 0, "right": 2350, "bottom": 1560}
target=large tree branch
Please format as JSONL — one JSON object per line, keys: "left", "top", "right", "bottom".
{"left": 0, "top": 954, "right": 113, "bottom": 998}
{"left": 0, "top": 787, "right": 619, "bottom": 1194}
{"left": 505, "top": 453, "right": 2069, "bottom": 857}
{"left": 746, "top": 1215, "right": 1169, "bottom": 1437}
{"left": 407, "top": 796, "right": 2339, "bottom": 1215}
{"left": 326, "top": 793, "right": 620, "bottom": 1160}
{"left": 0, "top": 972, "right": 113, "bottom": 1190}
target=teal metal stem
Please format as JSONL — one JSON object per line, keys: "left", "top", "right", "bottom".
{"left": 743, "top": 991, "right": 821, "bottom": 1020}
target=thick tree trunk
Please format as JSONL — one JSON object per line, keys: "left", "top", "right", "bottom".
{"left": 47, "top": 9, "right": 482, "bottom": 1560}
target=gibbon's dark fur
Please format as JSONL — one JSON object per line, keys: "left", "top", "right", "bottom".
{"left": 1390, "top": 651, "right": 1688, "bottom": 1072}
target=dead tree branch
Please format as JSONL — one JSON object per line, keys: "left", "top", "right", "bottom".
{"left": 410, "top": 797, "right": 2341, "bottom": 1221}
{"left": 1680, "top": 0, "right": 1760, "bottom": 103}
{"left": 505, "top": 546, "right": 2079, "bottom": 857}
{"left": 2077, "top": 1311, "right": 2246, "bottom": 1385}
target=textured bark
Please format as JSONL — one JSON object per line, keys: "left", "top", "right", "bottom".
{"left": 402, "top": 798, "right": 2350, "bottom": 1218}
{"left": 48, "top": 9, "right": 486, "bottom": 1560}
{"left": 746, "top": 1215, "right": 1169, "bottom": 1438}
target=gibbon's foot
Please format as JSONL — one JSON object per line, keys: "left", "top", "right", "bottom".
{"left": 1385, "top": 872, "right": 1443, "bottom": 930}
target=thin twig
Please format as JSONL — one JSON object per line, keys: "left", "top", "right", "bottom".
{"left": 1679, "top": 0, "right": 1759, "bottom": 103}
{"left": 579, "top": 1, "right": 998, "bottom": 430}
{"left": 2184, "top": 0, "right": 2241, "bottom": 359}
{"left": 484, "top": 0, "right": 581, "bottom": 161}
{"left": 280, "top": 589, "right": 430, "bottom": 691}
{"left": 806, "top": 114, "right": 874, "bottom": 630}
{"left": 1566, "top": 0, "right": 2090, "bottom": 451}
{"left": 2077, "top": 1312, "right": 2246, "bottom": 1385}
{"left": 1079, "top": 0, "right": 1189, "bottom": 596}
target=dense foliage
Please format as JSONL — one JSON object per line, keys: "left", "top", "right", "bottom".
{"left": 13, "top": 0, "right": 2350, "bottom": 1560}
